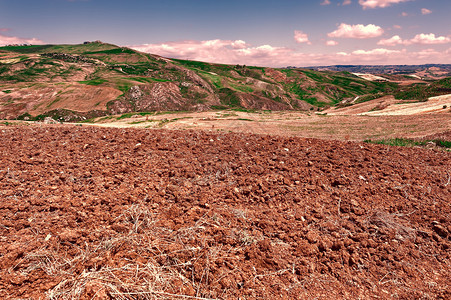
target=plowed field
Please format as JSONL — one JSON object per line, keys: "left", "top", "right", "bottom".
{"left": 0, "top": 125, "right": 449, "bottom": 299}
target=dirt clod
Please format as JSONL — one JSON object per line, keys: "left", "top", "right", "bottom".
{"left": 0, "top": 124, "right": 449, "bottom": 299}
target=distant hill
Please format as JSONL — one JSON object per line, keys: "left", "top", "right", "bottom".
{"left": 0, "top": 42, "right": 449, "bottom": 121}
{"left": 306, "top": 64, "right": 451, "bottom": 78}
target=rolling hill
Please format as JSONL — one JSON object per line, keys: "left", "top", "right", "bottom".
{"left": 0, "top": 41, "right": 449, "bottom": 121}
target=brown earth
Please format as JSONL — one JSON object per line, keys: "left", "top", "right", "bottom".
{"left": 0, "top": 83, "right": 123, "bottom": 119}
{"left": 87, "top": 110, "right": 451, "bottom": 142}
{"left": 0, "top": 124, "right": 449, "bottom": 299}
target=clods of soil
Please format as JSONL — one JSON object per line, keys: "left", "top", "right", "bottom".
{"left": 0, "top": 124, "right": 449, "bottom": 299}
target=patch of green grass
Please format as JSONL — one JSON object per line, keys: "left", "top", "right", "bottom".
{"left": 0, "top": 45, "right": 54, "bottom": 53}
{"left": 116, "top": 112, "right": 155, "bottom": 120}
{"left": 218, "top": 88, "right": 240, "bottom": 106}
{"left": 46, "top": 97, "right": 61, "bottom": 108}
{"left": 78, "top": 79, "right": 107, "bottom": 86}
{"left": 83, "top": 48, "right": 136, "bottom": 55}
{"left": 173, "top": 59, "right": 213, "bottom": 72}
{"left": 364, "top": 138, "right": 451, "bottom": 149}
{"left": 2, "top": 90, "right": 12, "bottom": 94}
{"left": 435, "top": 140, "right": 451, "bottom": 148}
{"left": 157, "top": 117, "right": 193, "bottom": 127}
{"left": 231, "top": 108, "right": 258, "bottom": 113}
{"left": 128, "top": 76, "right": 169, "bottom": 83}
{"left": 199, "top": 71, "right": 222, "bottom": 89}
{"left": 230, "top": 83, "right": 254, "bottom": 93}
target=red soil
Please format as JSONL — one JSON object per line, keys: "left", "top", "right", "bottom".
{"left": 0, "top": 125, "right": 449, "bottom": 299}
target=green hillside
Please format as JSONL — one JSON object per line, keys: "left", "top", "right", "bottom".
{"left": 0, "top": 41, "right": 445, "bottom": 122}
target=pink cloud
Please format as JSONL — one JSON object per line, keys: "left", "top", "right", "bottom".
{"left": 393, "top": 25, "right": 402, "bottom": 29}
{"left": 421, "top": 8, "right": 432, "bottom": 15}
{"left": 352, "top": 48, "right": 403, "bottom": 55}
{"left": 326, "top": 40, "right": 339, "bottom": 46}
{"left": 400, "top": 12, "right": 409, "bottom": 17}
{"left": 130, "top": 39, "right": 292, "bottom": 66}
{"left": 378, "top": 33, "right": 451, "bottom": 46}
{"left": 0, "top": 34, "right": 44, "bottom": 46}
{"left": 377, "top": 35, "right": 404, "bottom": 46}
{"left": 294, "top": 30, "right": 311, "bottom": 44}
{"left": 409, "top": 33, "right": 450, "bottom": 45}
{"left": 129, "top": 39, "right": 451, "bottom": 67}
{"left": 342, "top": 0, "right": 352, "bottom": 5}
{"left": 328, "top": 23, "right": 384, "bottom": 39}
{"left": 321, "top": 0, "right": 331, "bottom": 5}
{"left": 0, "top": 28, "right": 11, "bottom": 32}
{"left": 359, "top": 0, "right": 412, "bottom": 9}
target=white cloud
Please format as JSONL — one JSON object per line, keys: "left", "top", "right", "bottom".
{"left": 410, "top": 33, "right": 450, "bottom": 45}
{"left": 130, "top": 39, "right": 292, "bottom": 66}
{"left": 352, "top": 48, "right": 402, "bottom": 55}
{"left": 377, "top": 35, "right": 404, "bottom": 46}
{"left": 421, "top": 8, "right": 432, "bottom": 15}
{"left": 359, "top": 0, "right": 412, "bottom": 9}
{"left": 294, "top": 30, "right": 311, "bottom": 44}
{"left": 378, "top": 33, "right": 451, "bottom": 46}
{"left": 321, "top": 0, "right": 331, "bottom": 5}
{"left": 342, "top": 0, "right": 352, "bottom": 5}
{"left": 231, "top": 40, "right": 249, "bottom": 49}
{"left": 328, "top": 23, "right": 384, "bottom": 39}
{"left": 0, "top": 34, "right": 44, "bottom": 46}
{"left": 326, "top": 40, "right": 339, "bottom": 46}
{"left": 129, "top": 39, "right": 451, "bottom": 67}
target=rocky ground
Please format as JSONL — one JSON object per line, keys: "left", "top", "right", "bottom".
{"left": 0, "top": 124, "right": 449, "bottom": 299}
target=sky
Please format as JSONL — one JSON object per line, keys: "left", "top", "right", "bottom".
{"left": 0, "top": 0, "right": 450, "bottom": 67}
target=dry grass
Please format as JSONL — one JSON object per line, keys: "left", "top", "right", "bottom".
{"left": 11, "top": 204, "right": 251, "bottom": 299}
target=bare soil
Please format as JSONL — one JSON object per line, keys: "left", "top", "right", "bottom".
{"left": 89, "top": 110, "right": 451, "bottom": 141}
{"left": 0, "top": 124, "right": 449, "bottom": 299}
{"left": 324, "top": 94, "right": 451, "bottom": 116}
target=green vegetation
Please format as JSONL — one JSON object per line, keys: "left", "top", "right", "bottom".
{"left": 219, "top": 88, "right": 240, "bottom": 106}
{"left": 0, "top": 45, "right": 54, "bottom": 53}
{"left": 1, "top": 42, "right": 449, "bottom": 120}
{"left": 199, "top": 71, "right": 222, "bottom": 89}
{"left": 78, "top": 79, "right": 107, "bottom": 86}
{"left": 364, "top": 138, "right": 451, "bottom": 149}
{"left": 173, "top": 59, "right": 213, "bottom": 72}
{"left": 83, "top": 48, "right": 137, "bottom": 55}
{"left": 395, "top": 78, "right": 451, "bottom": 101}
{"left": 116, "top": 112, "right": 155, "bottom": 120}
{"left": 46, "top": 97, "right": 61, "bottom": 108}
{"left": 128, "top": 76, "right": 169, "bottom": 83}
{"left": 230, "top": 83, "right": 254, "bottom": 93}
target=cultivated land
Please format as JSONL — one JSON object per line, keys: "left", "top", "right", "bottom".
{"left": 0, "top": 124, "right": 450, "bottom": 299}
{"left": 1, "top": 42, "right": 451, "bottom": 299}
{"left": 72, "top": 109, "right": 450, "bottom": 142}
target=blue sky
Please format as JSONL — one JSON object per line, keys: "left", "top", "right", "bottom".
{"left": 1, "top": 0, "right": 450, "bottom": 66}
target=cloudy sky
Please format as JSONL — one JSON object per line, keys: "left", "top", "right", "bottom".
{"left": 1, "top": 0, "right": 450, "bottom": 67}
